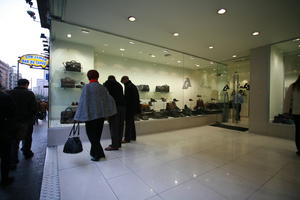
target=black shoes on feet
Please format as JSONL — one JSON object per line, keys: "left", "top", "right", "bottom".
{"left": 105, "top": 146, "right": 119, "bottom": 151}
{"left": 91, "top": 156, "right": 105, "bottom": 162}
{"left": 1, "top": 177, "right": 14, "bottom": 187}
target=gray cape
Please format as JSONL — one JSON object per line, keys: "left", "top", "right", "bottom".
{"left": 74, "top": 82, "right": 117, "bottom": 121}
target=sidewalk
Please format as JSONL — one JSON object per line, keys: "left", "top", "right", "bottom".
{"left": 0, "top": 120, "right": 48, "bottom": 200}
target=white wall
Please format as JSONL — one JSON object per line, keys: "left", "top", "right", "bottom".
{"left": 49, "top": 40, "right": 94, "bottom": 124}
{"left": 269, "top": 46, "right": 284, "bottom": 120}
{"left": 95, "top": 53, "right": 221, "bottom": 109}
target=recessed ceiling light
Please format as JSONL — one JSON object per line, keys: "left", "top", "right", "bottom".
{"left": 177, "top": 60, "right": 182, "bottom": 63}
{"left": 173, "top": 32, "right": 179, "bottom": 37}
{"left": 217, "top": 8, "right": 226, "bottom": 15}
{"left": 210, "top": 61, "right": 214, "bottom": 64}
{"left": 129, "top": 41, "right": 135, "bottom": 44}
{"left": 298, "top": 44, "right": 300, "bottom": 47}
{"left": 293, "top": 38, "right": 300, "bottom": 42}
{"left": 120, "top": 48, "right": 125, "bottom": 51}
{"left": 209, "top": 46, "right": 214, "bottom": 49}
{"left": 252, "top": 31, "right": 260, "bottom": 36}
{"left": 66, "top": 34, "right": 72, "bottom": 38}
{"left": 150, "top": 54, "right": 156, "bottom": 58}
{"left": 195, "top": 64, "right": 200, "bottom": 67}
{"left": 81, "top": 29, "right": 90, "bottom": 34}
{"left": 128, "top": 16, "right": 136, "bottom": 22}
{"left": 163, "top": 50, "right": 169, "bottom": 53}
{"left": 232, "top": 55, "right": 237, "bottom": 58}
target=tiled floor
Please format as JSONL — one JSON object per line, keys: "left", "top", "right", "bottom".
{"left": 56, "top": 126, "right": 300, "bottom": 200}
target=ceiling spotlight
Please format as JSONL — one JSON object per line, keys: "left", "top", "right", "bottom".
{"left": 252, "top": 31, "right": 260, "bottom": 36}
{"left": 163, "top": 50, "right": 169, "bottom": 53}
{"left": 128, "top": 16, "right": 136, "bottom": 22}
{"left": 209, "top": 46, "right": 214, "bottom": 49}
{"left": 129, "top": 41, "right": 135, "bottom": 44}
{"left": 173, "top": 32, "right": 179, "bottom": 37}
{"left": 298, "top": 44, "right": 300, "bottom": 48}
{"left": 67, "top": 34, "right": 72, "bottom": 38}
{"left": 81, "top": 29, "right": 90, "bottom": 34}
{"left": 150, "top": 54, "right": 156, "bottom": 58}
{"left": 195, "top": 64, "right": 200, "bottom": 67}
{"left": 293, "top": 38, "right": 300, "bottom": 42}
{"left": 232, "top": 55, "right": 237, "bottom": 58}
{"left": 120, "top": 48, "right": 125, "bottom": 51}
{"left": 177, "top": 60, "right": 182, "bottom": 63}
{"left": 210, "top": 61, "right": 214, "bottom": 64}
{"left": 217, "top": 8, "right": 226, "bottom": 14}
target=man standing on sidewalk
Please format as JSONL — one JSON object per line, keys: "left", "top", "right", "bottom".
{"left": 9, "top": 79, "right": 37, "bottom": 166}
{"left": 104, "top": 75, "right": 126, "bottom": 150}
{"left": 120, "top": 76, "right": 140, "bottom": 143}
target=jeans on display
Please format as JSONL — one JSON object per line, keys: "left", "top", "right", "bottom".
{"left": 108, "top": 106, "right": 125, "bottom": 148}
{"left": 293, "top": 115, "right": 300, "bottom": 152}
{"left": 85, "top": 118, "right": 105, "bottom": 158}
{"left": 124, "top": 112, "right": 136, "bottom": 142}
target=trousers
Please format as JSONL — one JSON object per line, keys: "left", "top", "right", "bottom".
{"left": 85, "top": 118, "right": 105, "bottom": 158}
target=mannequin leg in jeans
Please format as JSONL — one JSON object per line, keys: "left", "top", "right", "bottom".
{"left": 293, "top": 115, "right": 300, "bottom": 155}
{"left": 85, "top": 118, "right": 105, "bottom": 160}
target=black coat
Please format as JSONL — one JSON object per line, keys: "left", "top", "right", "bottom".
{"left": 124, "top": 81, "right": 140, "bottom": 115}
{"left": 8, "top": 87, "right": 37, "bottom": 123}
{"left": 104, "top": 80, "right": 125, "bottom": 106}
{"left": 0, "top": 91, "right": 16, "bottom": 139}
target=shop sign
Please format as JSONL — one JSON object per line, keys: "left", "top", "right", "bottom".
{"left": 19, "top": 54, "right": 49, "bottom": 69}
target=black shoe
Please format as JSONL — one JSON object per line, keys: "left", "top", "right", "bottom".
{"left": 1, "top": 177, "right": 14, "bottom": 187}
{"left": 91, "top": 157, "right": 100, "bottom": 161}
{"left": 122, "top": 140, "right": 130, "bottom": 144}
{"left": 24, "top": 151, "right": 34, "bottom": 159}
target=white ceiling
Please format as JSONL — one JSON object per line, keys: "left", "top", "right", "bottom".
{"left": 52, "top": 0, "right": 300, "bottom": 62}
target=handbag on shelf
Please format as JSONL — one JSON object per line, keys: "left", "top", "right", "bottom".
{"left": 155, "top": 85, "right": 170, "bottom": 93}
{"left": 63, "top": 122, "right": 83, "bottom": 154}
{"left": 63, "top": 60, "right": 82, "bottom": 72}
{"left": 61, "top": 77, "right": 76, "bottom": 88}
{"left": 137, "top": 85, "right": 150, "bottom": 92}
{"left": 60, "top": 106, "right": 77, "bottom": 124}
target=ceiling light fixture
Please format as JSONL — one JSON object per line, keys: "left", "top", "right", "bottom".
{"left": 177, "top": 60, "right": 182, "bottom": 63}
{"left": 66, "top": 34, "right": 72, "bottom": 38}
{"left": 150, "top": 54, "right": 156, "bottom": 58}
{"left": 129, "top": 41, "right": 135, "bottom": 44}
{"left": 210, "top": 61, "right": 214, "bottom": 64}
{"left": 209, "top": 46, "right": 214, "bottom": 49}
{"left": 195, "top": 64, "right": 200, "bottom": 67}
{"left": 173, "top": 32, "right": 179, "bottom": 37}
{"left": 163, "top": 50, "right": 169, "bottom": 53}
{"left": 120, "top": 48, "right": 125, "bottom": 51}
{"left": 252, "top": 31, "right": 260, "bottom": 36}
{"left": 128, "top": 16, "right": 136, "bottom": 22}
{"left": 217, "top": 8, "right": 226, "bottom": 15}
{"left": 293, "top": 38, "right": 300, "bottom": 42}
{"left": 232, "top": 55, "right": 237, "bottom": 58}
{"left": 81, "top": 29, "right": 90, "bottom": 34}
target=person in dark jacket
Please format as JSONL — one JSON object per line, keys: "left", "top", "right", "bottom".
{"left": 9, "top": 79, "right": 37, "bottom": 165}
{"left": 104, "top": 75, "right": 126, "bottom": 150}
{"left": 121, "top": 76, "right": 140, "bottom": 143}
{"left": 0, "top": 85, "right": 16, "bottom": 186}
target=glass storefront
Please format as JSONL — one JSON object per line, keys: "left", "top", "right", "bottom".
{"left": 49, "top": 21, "right": 228, "bottom": 128}
{"left": 269, "top": 39, "right": 300, "bottom": 123}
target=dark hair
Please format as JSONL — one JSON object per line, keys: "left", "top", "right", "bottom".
{"left": 108, "top": 75, "right": 116, "bottom": 81}
{"left": 87, "top": 70, "right": 99, "bottom": 80}
{"left": 121, "top": 76, "right": 129, "bottom": 82}
{"left": 17, "top": 79, "right": 29, "bottom": 86}
{"left": 292, "top": 74, "right": 300, "bottom": 91}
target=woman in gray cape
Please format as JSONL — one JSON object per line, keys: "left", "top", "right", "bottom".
{"left": 74, "top": 70, "right": 117, "bottom": 161}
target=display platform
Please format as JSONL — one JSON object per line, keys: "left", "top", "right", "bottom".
{"left": 47, "top": 114, "right": 222, "bottom": 146}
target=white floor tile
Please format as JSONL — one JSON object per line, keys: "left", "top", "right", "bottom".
{"left": 59, "top": 164, "right": 117, "bottom": 200}
{"left": 160, "top": 179, "right": 227, "bottom": 200}
{"left": 135, "top": 164, "right": 191, "bottom": 193}
{"left": 198, "top": 168, "right": 259, "bottom": 200}
{"left": 108, "top": 173, "right": 156, "bottom": 200}
{"left": 95, "top": 158, "right": 131, "bottom": 179}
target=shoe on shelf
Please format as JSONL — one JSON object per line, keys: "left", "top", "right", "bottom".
{"left": 1, "top": 177, "right": 14, "bottom": 187}
{"left": 105, "top": 146, "right": 119, "bottom": 151}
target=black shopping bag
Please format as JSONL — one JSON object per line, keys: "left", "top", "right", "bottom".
{"left": 63, "top": 122, "right": 83, "bottom": 154}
